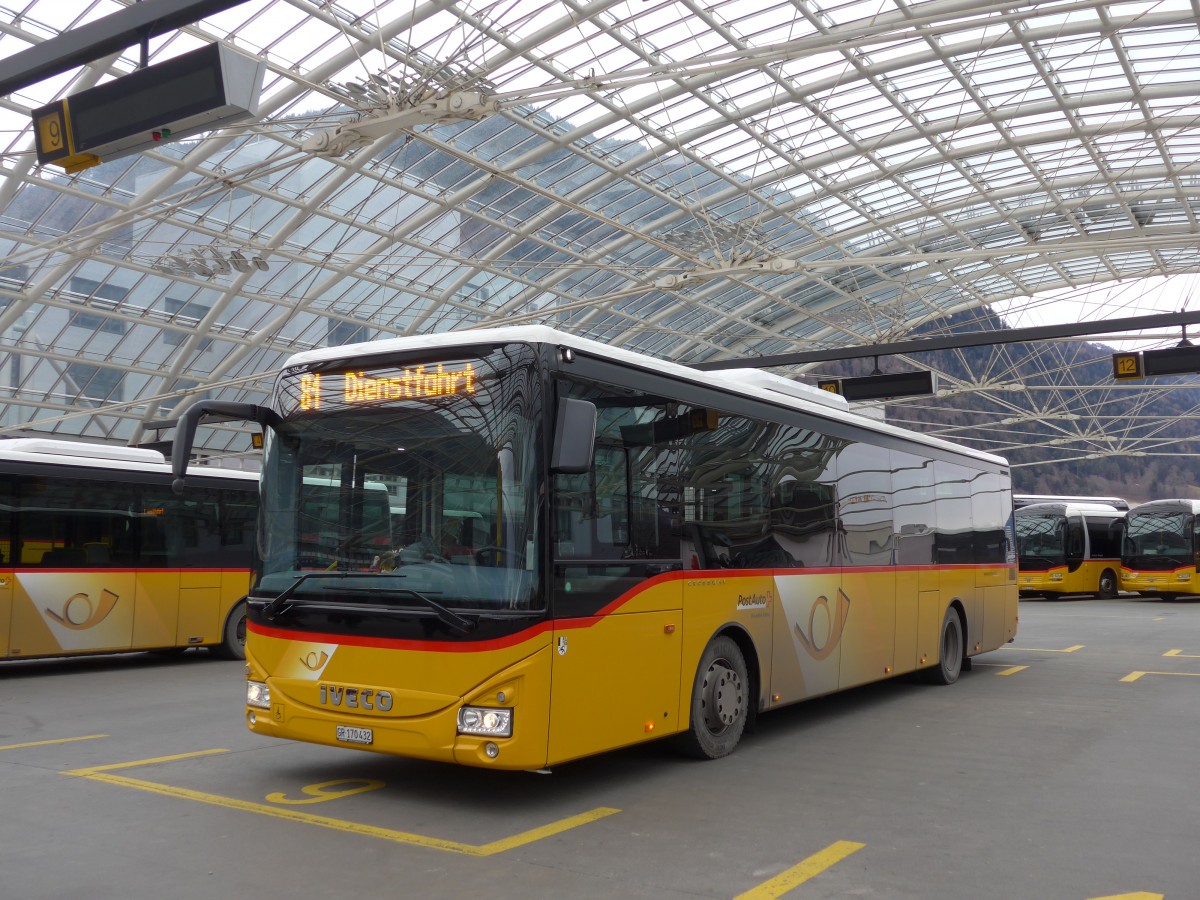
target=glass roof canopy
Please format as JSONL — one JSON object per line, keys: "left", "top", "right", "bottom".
{"left": 2, "top": 0, "right": 1200, "bottom": 467}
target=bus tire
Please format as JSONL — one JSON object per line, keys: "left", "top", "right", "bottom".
{"left": 923, "top": 606, "right": 963, "bottom": 685}
{"left": 677, "top": 635, "right": 749, "bottom": 760}
{"left": 1097, "top": 569, "right": 1118, "bottom": 599}
{"left": 212, "top": 600, "right": 247, "bottom": 660}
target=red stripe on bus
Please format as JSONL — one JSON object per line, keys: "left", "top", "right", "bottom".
{"left": 249, "top": 618, "right": 557, "bottom": 653}
{"left": 249, "top": 562, "right": 1013, "bottom": 652}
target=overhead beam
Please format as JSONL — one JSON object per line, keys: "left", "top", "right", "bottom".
{"left": 0, "top": 0, "right": 250, "bottom": 97}
{"left": 691, "top": 309, "right": 1200, "bottom": 370}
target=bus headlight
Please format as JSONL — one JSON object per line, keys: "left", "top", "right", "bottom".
{"left": 246, "top": 681, "right": 271, "bottom": 709}
{"left": 457, "top": 706, "right": 512, "bottom": 738}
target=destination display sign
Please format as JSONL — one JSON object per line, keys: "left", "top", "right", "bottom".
{"left": 294, "top": 363, "right": 479, "bottom": 412}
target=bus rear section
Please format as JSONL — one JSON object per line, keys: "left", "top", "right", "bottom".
{"left": 0, "top": 439, "right": 256, "bottom": 661}
{"left": 1015, "top": 502, "right": 1124, "bottom": 598}
{"left": 1120, "top": 499, "right": 1200, "bottom": 599}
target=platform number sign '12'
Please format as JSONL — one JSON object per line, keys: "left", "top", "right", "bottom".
{"left": 1111, "top": 351, "right": 1143, "bottom": 381}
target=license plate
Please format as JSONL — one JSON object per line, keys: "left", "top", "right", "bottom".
{"left": 336, "top": 725, "right": 373, "bottom": 745}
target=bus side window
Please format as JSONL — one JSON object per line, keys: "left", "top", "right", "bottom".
{"left": 1065, "top": 518, "right": 1085, "bottom": 560}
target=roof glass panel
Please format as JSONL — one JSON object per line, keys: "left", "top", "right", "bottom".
{"left": 0, "top": 0, "right": 1199, "bottom": 468}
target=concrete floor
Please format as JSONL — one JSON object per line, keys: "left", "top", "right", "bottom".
{"left": 2, "top": 595, "right": 1195, "bottom": 900}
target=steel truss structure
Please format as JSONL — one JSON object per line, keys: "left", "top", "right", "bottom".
{"left": 1, "top": 0, "right": 1200, "bottom": 471}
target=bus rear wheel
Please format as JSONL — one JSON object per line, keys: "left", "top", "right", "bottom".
{"left": 211, "top": 600, "right": 247, "bottom": 660}
{"left": 677, "top": 635, "right": 748, "bottom": 760}
{"left": 923, "top": 607, "right": 963, "bottom": 685}
{"left": 1097, "top": 569, "right": 1118, "bottom": 599}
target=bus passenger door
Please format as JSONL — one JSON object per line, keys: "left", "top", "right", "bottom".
{"left": 0, "top": 477, "right": 10, "bottom": 655}
{"left": 836, "top": 444, "right": 895, "bottom": 688}
{"left": 0, "top": 565, "right": 10, "bottom": 658}
{"left": 973, "top": 473, "right": 1012, "bottom": 651}
{"left": 139, "top": 489, "right": 225, "bottom": 649}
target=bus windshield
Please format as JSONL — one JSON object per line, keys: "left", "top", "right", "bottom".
{"left": 1015, "top": 512, "right": 1065, "bottom": 566}
{"left": 255, "top": 344, "right": 543, "bottom": 612}
{"left": 1123, "top": 509, "right": 1194, "bottom": 569}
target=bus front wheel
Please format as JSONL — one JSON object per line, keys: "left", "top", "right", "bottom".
{"left": 1097, "top": 569, "right": 1118, "bottom": 599}
{"left": 923, "top": 607, "right": 963, "bottom": 685}
{"left": 212, "top": 600, "right": 247, "bottom": 660}
{"left": 677, "top": 635, "right": 748, "bottom": 760}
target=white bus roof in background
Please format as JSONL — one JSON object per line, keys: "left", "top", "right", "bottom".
{"left": 0, "top": 438, "right": 258, "bottom": 481}
{"left": 1016, "top": 501, "right": 1124, "bottom": 516}
{"left": 1014, "top": 493, "right": 1128, "bottom": 510}
{"left": 1126, "top": 499, "right": 1200, "bottom": 514}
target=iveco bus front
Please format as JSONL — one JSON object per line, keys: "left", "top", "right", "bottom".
{"left": 172, "top": 335, "right": 593, "bottom": 769}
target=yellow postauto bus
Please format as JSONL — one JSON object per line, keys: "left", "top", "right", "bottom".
{"left": 172, "top": 326, "right": 1018, "bottom": 769}
{"left": 1015, "top": 502, "right": 1124, "bottom": 598}
{"left": 0, "top": 439, "right": 256, "bottom": 661}
{"left": 1120, "top": 499, "right": 1200, "bottom": 599}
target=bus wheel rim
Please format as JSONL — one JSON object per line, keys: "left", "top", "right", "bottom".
{"left": 702, "top": 659, "right": 743, "bottom": 734}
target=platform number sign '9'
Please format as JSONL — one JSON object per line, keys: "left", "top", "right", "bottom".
{"left": 33, "top": 101, "right": 72, "bottom": 164}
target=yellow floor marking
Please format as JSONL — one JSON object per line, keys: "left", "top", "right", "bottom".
{"left": 1121, "top": 670, "right": 1200, "bottom": 683}
{"left": 734, "top": 840, "right": 864, "bottom": 899}
{"left": 67, "top": 748, "right": 229, "bottom": 772}
{"left": 1162, "top": 649, "right": 1200, "bottom": 658}
{"left": 1090, "top": 892, "right": 1163, "bottom": 899}
{"left": 0, "top": 734, "right": 108, "bottom": 751}
{"left": 63, "top": 750, "right": 618, "bottom": 856}
{"left": 266, "top": 779, "right": 385, "bottom": 805}
{"left": 971, "top": 663, "right": 1029, "bottom": 675}
{"left": 1001, "top": 644, "right": 1084, "bottom": 653}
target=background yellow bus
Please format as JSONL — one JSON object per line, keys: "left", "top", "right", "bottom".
{"left": 173, "top": 326, "right": 1019, "bottom": 769}
{"left": 1015, "top": 501, "right": 1124, "bottom": 598}
{"left": 0, "top": 439, "right": 255, "bottom": 661}
{"left": 1120, "top": 498, "right": 1200, "bottom": 599}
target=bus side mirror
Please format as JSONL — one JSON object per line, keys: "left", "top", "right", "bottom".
{"left": 171, "top": 400, "right": 281, "bottom": 493}
{"left": 550, "top": 398, "right": 596, "bottom": 474}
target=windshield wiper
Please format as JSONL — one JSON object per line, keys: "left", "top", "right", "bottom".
{"left": 261, "top": 572, "right": 476, "bottom": 635}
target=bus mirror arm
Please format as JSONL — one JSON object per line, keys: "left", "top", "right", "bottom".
{"left": 550, "top": 397, "right": 597, "bottom": 474}
{"left": 171, "top": 400, "right": 282, "bottom": 493}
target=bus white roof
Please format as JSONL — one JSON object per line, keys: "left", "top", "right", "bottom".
{"left": 1016, "top": 501, "right": 1124, "bottom": 516}
{"left": 284, "top": 325, "right": 1007, "bottom": 468}
{"left": 1126, "top": 498, "right": 1200, "bottom": 513}
{"left": 1014, "top": 493, "right": 1128, "bottom": 509}
{"left": 0, "top": 438, "right": 258, "bottom": 481}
